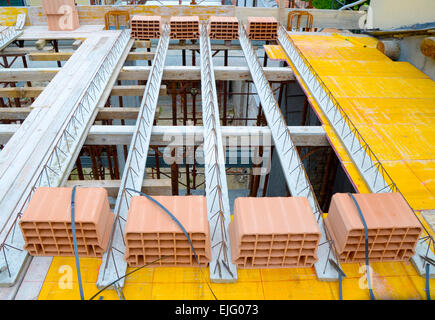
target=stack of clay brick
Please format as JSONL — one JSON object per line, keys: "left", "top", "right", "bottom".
{"left": 124, "top": 196, "right": 211, "bottom": 267}
{"left": 208, "top": 16, "right": 239, "bottom": 40}
{"left": 131, "top": 15, "right": 162, "bottom": 40}
{"left": 246, "top": 16, "right": 278, "bottom": 40}
{"left": 229, "top": 197, "right": 321, "bottom": 268}
{"left": 324, "top": 193, "right": 422, "bottom": 263}
{"left": 20, "top": 187, "right": 114, "bottom": 257}
{"left": 42, "top": 0, "right": 80, "bottom": 31}
{"left": 170, "top": 16, "right": 200, "bottom": 40}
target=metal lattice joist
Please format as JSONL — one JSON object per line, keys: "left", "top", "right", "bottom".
{"left": 97, "top": 25, "right": 170, "bottom": 289}
{"left": 0, "top": 26, "right": 22, "bottom": 52}
{"left": 239, "top": 23, "right": 342, "bottom": 281}
{"left": 277, "top": 26, "right": 435, "bottom": 278}
{"left": 200, "top": 23, "right": 237, "bottom": 283}
{"left": 0, "top": 30, "right": 132, "bottom": 287}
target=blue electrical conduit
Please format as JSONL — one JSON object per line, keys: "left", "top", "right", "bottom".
{"left": 426, "top": 263, "right": 431, "bottom": 300}
{"left": 71, "top": 186, "right": 85, "bottom": 300}
{"left": 71, "top": 186, "right": 168, "bottom": 300}
{"left": 348, "top": 193, "right": 375, "bottom": 300}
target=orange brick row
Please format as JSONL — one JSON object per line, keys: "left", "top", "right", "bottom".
{"left": 131, "top": 15, "right": 162, "bottom": 40}
{"left": 20, "top": 187, "right": 114, "bottom": 257}
{"left": 124, "top": 195, "right": 211, "bottom": 267}
{"left": 208, "top": 16, "right": 239, "bottom": 40}
{"left": 170, "top": 16, "right": 200, "bottom": 40}
{"left": 229, "top": 197, "right": 321, "bottom": 268}
{"left": 324, "top": 193, "right": 422, "bottom": 263}
{"left": 246, "top": 16, "right": 278, "bottom": 41}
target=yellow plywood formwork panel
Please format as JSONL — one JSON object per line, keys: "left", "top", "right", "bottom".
{"left": 375, "top": 125, "right": 435, "bottom": 161}
{"left": 406, "top": 160, "right": 435, "bottom": 197}
{"left": 38, "top": 256, "right": 435, "bottom": 300}
{"left": 296, "top": 46, "right": 391, "bottom": 62}
{"left": 309, "top": 60, "right": 430, "bottom": 79}
{"left": 380, "top": 160, "right": 435, "bottom": 210}
{"left": 322, "top": 77, "right": 435, "bottom": 99}
{"left": 264, "top": 45, "right": 288, "bottom": 61}
{"left": 336, "top": 98, "right": 435, "bottom": 126}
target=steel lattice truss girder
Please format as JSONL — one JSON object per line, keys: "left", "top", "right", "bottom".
{"left": 200, "top": 23, "right": 237, "bottom": 283}
{"left": 0, "top": 27, "right": 22, "bottom": 51}
{"left": 97, "top": 25, "right": 171, "bottom": 289}
{"left": 239, "top": 23, "right": 342, "bottom": 281}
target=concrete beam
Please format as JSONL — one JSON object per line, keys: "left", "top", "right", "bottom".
{"left": 65, "top": 179, "right": 172, "bottom": 198}
{"left": 28, "top": 51, "right": 155, "bottom": 62}
{"left": 0, "top": 124, "right": 328, "bottom": 147}
{"left": 0, "top": 66, "right": 294, "bottom": 82}
{"left": 0, "top": 85, "right": 167, "bottom": 98}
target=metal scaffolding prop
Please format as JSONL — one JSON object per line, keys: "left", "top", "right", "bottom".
{"left": 0, "top": 26, "right": 22, "bottom": 51}
{"left": 0, "top": 30, "right": 131, "bottom": 286}
{"left": 239, "top": 23, "right": 342, "bottom": 281}
{"left": 200, "top": 23, "right": 237, "bottom": 283}
{"left": 277, "top": 26, "right": 435, "bottom": 278}
{"left": 97, "top": 25, "right": 170, "bottom": 289}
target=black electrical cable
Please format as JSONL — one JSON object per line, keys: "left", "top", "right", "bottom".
{"left": 89, "top": 255, "right": 168, "bottom": 300}
{"left": 124, "top": 188, "right": 218, "bottom": 300}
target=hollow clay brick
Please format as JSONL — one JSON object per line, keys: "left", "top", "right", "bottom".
{"left": 20, "top": 187, "right": 114, "bottom": 257}
{"left": 208, "top": 16, "right": 239, "bottom": 40}
{"left": 324, "top": 193, "right": 422, "bottom": 263}
{"left": 124, "top": 195, "right": 211, "bottom": 268}
{"left": 229, "top": 197, "right": 321, "bottom": 268}
{"left": 170, "top": 16, "right": 200, "bottom": 40}
{"left": 131, "top": 15, "right": 162, "bottom": 40}
{"left": 246, "top": 16, "right": 278, "bottom": 41}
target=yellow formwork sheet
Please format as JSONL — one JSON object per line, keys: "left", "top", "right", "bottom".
{"left": 321, "top": 77, "right": 435, "bottom": 99}
{"left": 308, "top": 60, "right": 430, "bottom": 78}
{"left": 38, "top": 257, "right": 435, "bottom": 300}
{"left": 288, "top": 33, "right": 435, "bottom": 212}
{"left": 264, "top": 45, "right": 288, "bottom": 61}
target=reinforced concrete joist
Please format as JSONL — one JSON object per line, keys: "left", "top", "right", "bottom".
{"left": 200, "top": 23, "right": 237, "bottom": 283}
{"left": 0, "top": 30, "right": 132, "bottom": 286}
{"left": 239, "top": 23, "right": 342, "bottom": 281}
{"left": 277, "top": 26, "right": 435, "bottom": 278}
{"left": 97, "top": 25, "right": 170, "bottom": 289}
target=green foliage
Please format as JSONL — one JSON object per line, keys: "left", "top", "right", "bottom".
{"left": 311, "top": 0, "right": 370, "bottom": 10}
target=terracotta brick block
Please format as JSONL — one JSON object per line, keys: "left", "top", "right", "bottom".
{"left": 170, "top": 16, "right": 200, "bottom": 40}
{"left": 20, "top": 187, "right": 114, "bottom": 257}
{"left": 208, "top": 16, "right": 239, "bottom": 40}
{"left": 229, "top": 197, "right": 321, "bottom": 268}
{"left": 124, "top": 195, "right": 211, "bottom": 267}
{"left": 324, "top": 193, "right": 422, "bottom": 263}
{"left": 42, "top": 0, "right": 76, "bottom": 15}
{"left": 131, "top": 15, "right": 162, "bottom": 40}
{"left": 246, "top": 16, "right": 278, "bottom": 41}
